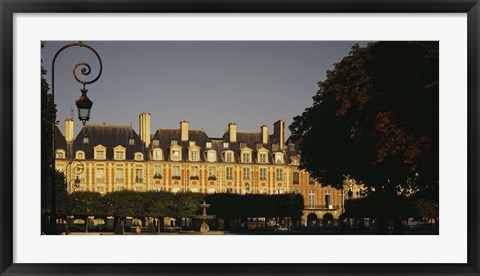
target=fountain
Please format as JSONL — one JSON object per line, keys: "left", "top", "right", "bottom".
{"left": 194, "top": 200, "right": 216, "bottom": 233}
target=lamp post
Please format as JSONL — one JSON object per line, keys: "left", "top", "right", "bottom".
{"left": 66, "top": 159, "right": 85, "bottom": 192}
{"left": 49, "top": 41, "right": 102, "bottom": 234}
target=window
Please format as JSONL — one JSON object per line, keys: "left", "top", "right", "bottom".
{"left": 190, "top": 166, "right": 199, "bottom": 179}
{"left": 76, "top": 151, "right": 85, "bottom": 160}
{"left": 207, "top": 151, "right": 216, "bottom": 162}
{"left": 96, "top": 168, "right": 105, "bottom": 184}
{"left": 172, "top": 166, "right": 181, "bottom": 179}
{"left": 243, "top": 168, "right": 250, "bottom": 180}
{"left": 276, "top": 168, "right": 283, "bottom": 181}
{"left": 129, "top": 138, "right": 134, "bottom": 145}
{"left": 206, "top": 142, "right": 212, "bottom": 148}
{"left": 114, "top": 185, "right": 124, "bottom": 192}
{"left": 309, "top": 190, "right": 315, "bottom": 208}
{"left": 83, "top": 137, "right": 89, "bottom": 144}
{"left": 242, "top": 152, "right": 250, "bottom": 163}
{"left": 293, "top": 172, "right": 299, "bottom": 184}
{"left": 291, "top": 157, "right": 299, "bottom": 165}
{"left": 153, "top": 149, "right": 162, "bottom": 160}
{"left": 259, "top": 153, "right": 267, "bottom": 163}
{"left": 172, "top": 150, "right": 180, "bottom": 161}
{"left": 208, "top": 167, "right": 216, "bottom": 180}
{"left": 226, "top": 167, "right": 233, "bottom": 180}
{"left": 272, "top": 144, "right": 279, "bottom": 151}
{"left": 274, "top": 153, "right": 283, "bottom": 164}
{"left": 171, "top": 140, "right": 178, "bottom": 146}
{"left": 115, "top": 168, "right": 124, "bottom": 183}
{"left": 325, "top": 190, "right": 331, "bottom": 207}
{"left": 189, "top": 141, "right": 196, "bottom": 147}
{"left": 135, "top": 169, "right": 143, "bottom": 183}
{"left": 309, "top": 176, "right": 315, "bottom": 184}
{"left": 95, "top": 150, "right": 105, "bottom": 160}
{"left": 115, "top": 151, "right": 125, "bottom": 160}
{"left": 152, "top": 139, "right": 159, "bottom": 146}
{"left": 153, "top": 165, "right": 162, "bottom": 179}
{"left": 260, "top": 168, "right": 267, "bottom": 181}
{"left": 191, "top": 150, "right": 199, "bottom": 162}
{"left": 223, "top": 142, "right": 229, "bottom": 148}
{"left": 135, "top": 153, "right": 143, "bottom": 161}
{"left": 224, "top": 152, "right": 233, "bottom": 162}
{"left": 97, "top": 186, "right": 105, "bottom": 193}
{"left": 341, "top": 191, "right": 345, "bottom": 209}
{"left": 56, "top": 150, "right": 65, "bottom": 159}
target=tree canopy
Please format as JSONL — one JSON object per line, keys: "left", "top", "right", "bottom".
{"left": 289, "top": 42, "right": 439, "bottom": 201}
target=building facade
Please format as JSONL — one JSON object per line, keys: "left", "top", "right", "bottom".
{"left": 55, "top": 113, "right": 362, "bottom": 226}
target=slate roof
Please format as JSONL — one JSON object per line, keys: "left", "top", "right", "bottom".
{"left": 54, "top": 126, "right": 67, "bottom": 151}
{"left": 57, "top": 121, "right": 293, "bottom": 164}
{"left": 152, "top": 129, "right": 209, "bottom": 161}
{"left": 72, "top": 124, "right": 144, "bottom": 160}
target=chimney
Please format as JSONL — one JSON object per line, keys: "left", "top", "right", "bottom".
{"left": 64, "top": 118, "right": 74, "bottom": 143}
{"left": 139, "top": 112, "right": 151, "bottom": 147}
{"left": 228, "top": 122, "right": 237, "bottom": 143}
{"left": 180, "top": 120, "right": 189, "bottom": 141}
{"left": 261, "top": 125, "right": 268, "bottom": 144}
{"left": 274, "top": 119, "right": 285, "bottom": 150}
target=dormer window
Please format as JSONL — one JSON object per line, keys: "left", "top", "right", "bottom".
{"left": 114, "top": 146, "right": 126, "bottom": 160}
{"left": 256, "top": 143, "right": 263, "bottom": 150}
{"left": 291, "top": 157, "right": 300, "bottom": 165}
{"left": 171, "top": 140, "right": 178, "bottom": 146}
{"left": 55, "top": 150, "right": 65, "bottom": 159}
{"left": 94, "top": 145, "right": 106, "bottom": 160}
{"left": 240, "top": 142, "right": 246, "bottom": 149}
{"left": 152, "top": 149, "right": 163, "bottom": 161}
{"left": 190, "top": 150, "right": 200, "bottom": 162}
{"left": 223, "top": 142, "right": 229, "bottom": 149}
{"left": 242, "top": 152, "right": 251, "bottom": 163}
{"left": 152, "top": 139, "right": 159, "bottom": 146}
{"left": 274, "top": 153, "right": 283, "bottom": 164}
{"left": 224, "top": 151, "right": 234, "bottom": 163}
{"left": 75, "top": 151, "right": 85, "bottom": 160}
{"left": 83, "top": 137, "right": 89, "bottom": 144}
{"left": 129, "top": 138, "right": 135, "bottom": 145}
{"left": 206, "top": 142, "right": 212, "bottom": 148}
{"left": 259, "top": 153, "right": 267, "bottom": 164}
{"left": 206, "top": 150, "right": 216, "bottom": 162}
{"left": 171, "top": 150, "right": 181, "bottom": 161}
{"left": 114, "top": 151, "right": 125, "bottom": 160}
{"left": 134, "top": 153, "right": 143, "bottom": 161}
{"left": 189, "top": 141, "right": 196, "bottom": 147}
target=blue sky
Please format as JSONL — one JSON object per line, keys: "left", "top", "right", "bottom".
{"left": 42, "top": 41, "right": 368, "bottom": 139}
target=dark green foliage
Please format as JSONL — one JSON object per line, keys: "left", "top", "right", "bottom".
{"left": 68, "top": 192, "right": 104, "bottom": 216}
{"left": 290, "top": 41, "right": 439, "bottom": 199}
{"left": 345, "top": 195, "right": 418, "bottom": 220}
{"left": 289, "top": 42, "right": 438, "bottom": 231}
{"left": 63, "top": 191, "right": 304, "bottom": 221}
{"left": 206, "top": 193, "right": 304, "bottom": 219}
{"left": 41, "top": 41, "right": 57, "bottom": 212}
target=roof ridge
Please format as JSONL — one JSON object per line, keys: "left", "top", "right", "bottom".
{"left": 85, "top": 124, "right": 132, "bottom": 128}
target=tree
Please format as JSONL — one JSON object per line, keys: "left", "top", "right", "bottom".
{"left": 290, "top": 42, "right": 439, "bottom": 232}
{"left": 41, "top": 42, "right": 57, "bottom": 233}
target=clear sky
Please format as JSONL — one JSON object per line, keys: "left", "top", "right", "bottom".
{"left": 42, "top": 41, "right": 368, "bottom": 139}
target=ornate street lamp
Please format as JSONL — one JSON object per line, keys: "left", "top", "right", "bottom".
{"left": 49, "top": 41, "right": 102, "bottom": 234}
{"left": 66, "top": 159, "right": 85, "bottom": 192}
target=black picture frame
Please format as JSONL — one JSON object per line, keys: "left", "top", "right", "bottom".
{"left": 1, "top": 1, "right": 479, "bottom": 275}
